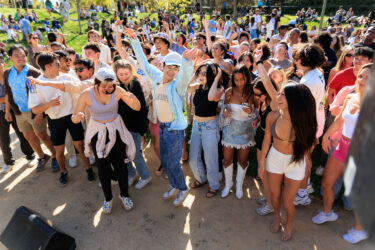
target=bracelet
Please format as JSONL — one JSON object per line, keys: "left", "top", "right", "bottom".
{"left": 256, "top": 60, "right": 263, "bottom": 65}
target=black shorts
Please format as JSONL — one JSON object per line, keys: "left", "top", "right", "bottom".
{"left": 48, "top": 114, "right": 84, "bottom": 146}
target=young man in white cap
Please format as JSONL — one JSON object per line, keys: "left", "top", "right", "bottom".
{"left": 125, "top": 28, "right": 197, "bottom": 206}
{"left": 27, "top": 52, "right": 95, "bottom": 186}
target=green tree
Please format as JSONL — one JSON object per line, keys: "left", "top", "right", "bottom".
{"left": 143, "top": 0, "right": 192, "bottom": 13}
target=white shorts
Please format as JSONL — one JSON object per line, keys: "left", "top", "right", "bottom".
{"left": 266, "top": 146, "right": 306, "bottom": 180}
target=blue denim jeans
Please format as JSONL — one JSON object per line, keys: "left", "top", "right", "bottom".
{"left": 159, "top": 122, "right": 187, "bottom": 191}
{"left": 127, "top": 132, "right": 151, "bottom": 180}
{"left": 189, "top": 118, "right": 220, "bottom": 190}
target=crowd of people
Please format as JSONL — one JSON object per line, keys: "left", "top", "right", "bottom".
{"left": 0, "top": 3, "right": 375, "bottom": 244}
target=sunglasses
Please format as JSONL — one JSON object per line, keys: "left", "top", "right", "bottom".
{"left": 199, "top": 71, "right": 207, "bottom": 76}
{"left": 254, "top": 93, "right": 263, "bottom": 97}
{"left": 31, "top": 37, "right": 39, "bottom": 40}
{"left": 64, "top": 58, "right": 72, "bottom": 62}
{"left": 345, "top": 53, "right": 354, "bottom": 57}
{"left": 74, "top": 67, "right": 85, "bottom": 72}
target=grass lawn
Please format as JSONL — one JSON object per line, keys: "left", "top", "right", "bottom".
{"left": 0, "top": 7, "right": 331, "bottom": 54}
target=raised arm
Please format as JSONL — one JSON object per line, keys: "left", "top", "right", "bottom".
{"left": 115, "top": 21, "right": 129, "bottom": 60}
{"left": 208, "top": 67, "right": 224, "bottom": 102}
{"left": 254, "top": 50, "right": 278, "bottom": 104}
{"left": 163, "top": 21, "right": 174, "bottom": 46}
{"left": 175, "top": 48, "right": 197, "bottom": 97}
{"left": 202, "top": 19, "right": 213, "bottom": 51}
{"left": 124, "top": 28, "right": 163, "bottom": 83}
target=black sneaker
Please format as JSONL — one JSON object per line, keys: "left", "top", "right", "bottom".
{"left": 87, "top": 168, "right": 96, "bottom": 183}
{"left": 59, "top": 172, "right": 68, "bottom": 186}
{"left": 26, "top": 154, "right": 36, "bottom": 161}
{"left": 36, "top": 154, "right": 51, "bottom": 172}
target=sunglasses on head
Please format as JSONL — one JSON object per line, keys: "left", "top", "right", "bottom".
{"left": 74, "top": 67, "right": 85, "bottom": 72}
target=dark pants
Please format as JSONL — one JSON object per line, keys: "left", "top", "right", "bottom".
{"left": 0, "top": 110, "right": 34, "bottom": 165}
{"left": 91, "top": 131, "right": 129, "bottom": 201}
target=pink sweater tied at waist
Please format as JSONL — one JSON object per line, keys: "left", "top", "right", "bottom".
{"left": 84, "top": 115, "right": 136, "bottom": 163}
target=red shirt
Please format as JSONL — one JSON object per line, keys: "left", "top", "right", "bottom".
{"left": 328, "top": 67, "right": 356, "bottom": 93}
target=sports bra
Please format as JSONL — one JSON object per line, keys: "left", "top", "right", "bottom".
{"left": 88, "top": 88, "right": 118, "bottom": 121}
{"left": 271, "top": 116, "right": 295, "bottom": 142}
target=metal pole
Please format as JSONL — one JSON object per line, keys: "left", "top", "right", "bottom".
{"left": 319, "top": 0, "right": 327, "bottom": 31}
{"left": 76, "top": 0, "right": 82, "bottom": 34}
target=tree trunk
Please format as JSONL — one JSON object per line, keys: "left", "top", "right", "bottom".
{"left": 233, "top": 0, "right": 237, "bottom": 20}
{"left": 318, "top": 0, "right": 327, "bottom": 31}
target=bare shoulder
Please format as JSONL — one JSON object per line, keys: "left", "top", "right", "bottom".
{"left": 266, "top": 111, "right": 279, "bottom": 125}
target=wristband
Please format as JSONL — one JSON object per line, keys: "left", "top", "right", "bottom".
{"left": 256, "top": 60, "right": 263, "bottom": 65}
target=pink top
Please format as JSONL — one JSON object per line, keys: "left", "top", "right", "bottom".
{"left": 329, "top": 85, "right": 356, "bottom": 144}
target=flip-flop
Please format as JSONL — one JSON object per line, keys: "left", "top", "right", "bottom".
{"left": 206, "top": 189, "right": 218, "bottom": 198}
{"left": 190, "top": 180, "right": 208, "bottom": 189}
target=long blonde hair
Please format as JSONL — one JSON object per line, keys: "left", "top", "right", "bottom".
{"left": 113, "top": 59, "right": 139, "bottom": 90}
{"left": 334, "top": 46, "right": 354, "bottom": 72}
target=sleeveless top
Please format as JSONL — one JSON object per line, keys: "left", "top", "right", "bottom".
{"left": 271, "top": 115, "right": 295, "bottom": 142}
{"left": 193, "top": 86, "right": 218, "bottom": 117}
{"left": 342, "top": 100, "right": 359, "bottom": 139}
{"left": 228, "top": 103, "right": 251, "bottom": 121}
{"left": 259, "top": 103, "right": 272, "bottom": 130}
{"left": 88, "top": 88, "right": 118, "bottom": 121}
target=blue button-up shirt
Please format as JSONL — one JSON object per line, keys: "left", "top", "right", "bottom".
{"left": 8, "top": 64, "right": 31, "bottom": 113}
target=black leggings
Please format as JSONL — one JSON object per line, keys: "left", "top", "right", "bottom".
{"left": 91, "top": 131, "right": 129, "bottom": 201}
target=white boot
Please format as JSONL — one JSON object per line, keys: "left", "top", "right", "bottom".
{"left": 221, "top": 164, "right": 233, "bottom": 198}
{"left": 236, "top": 163, "right": 248, "bottom": 199}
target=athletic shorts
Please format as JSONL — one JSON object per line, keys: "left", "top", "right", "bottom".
{"left": 332, "top": 137, "right": 350, "bottom": 163}
{"left": 266, "top": 146, "right": 306, "bottom": 181}
{"left": 47, "top": 114, "right": 84, "bottom": 146}
{"left": 15, "top": 111, "right": 47, "bottom": 133}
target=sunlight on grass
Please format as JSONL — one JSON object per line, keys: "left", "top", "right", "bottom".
{"left": 52, "top": 203, "right": 67, "bottom": 216}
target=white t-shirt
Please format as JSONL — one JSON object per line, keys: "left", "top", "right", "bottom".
{"left": 28, "top": 74, "right": 75, "bottom": 120}
{"left": 300, "top": 69, "right": 326, "bottom": 138}
{"left": 224, "top": 20, "right": 232, "bottom": 39}
{"left": 82, "top": 43, "right": 112, "bottom": 65}
{"left": 157, "top": 51, "right": 173, "bottom": 63}
{"left": 254, "top": 14, "right": 262, "bottom": 24}
{"left": 266, "top": 22, "right": 274, "bottom": 39}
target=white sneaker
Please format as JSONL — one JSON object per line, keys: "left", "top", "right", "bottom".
{"left": 98, "top": 180, "right": 118, "bottom": 188}
{"left": 128, "top": 175, "right": 138, "bottom": 187}
{"left": 89, "top": 155, "right": 95, "bottom": 165}
{"left": 27, "top": 158, "right": 38, "bottom": 167}
{"left": 173, "top": 189, "right": 190, "bottom": 206}
{"left": 312, "top": 210, "right": 338, "bottom": 224}
{"left": 69, "top": 155, "right": 77, "bottom": 168}
{"left": 102, "top": 200, "right": 112, "bottom": 214}
{"left": 1, "top": 165, "right": 11, "bottom": 174}
{"left": 163, "top": 185, "right": 178, "bottom": 199}
{"left": 256, "top": 204, "right": 274, "bottom": 216}
{"left": 119, "top": 196, "right": 134, "bottom": 211}
{"left": 307, "top": 184, "right": 314, "bottom": 194}
{"left": 294, "top": 194, "right": 311, "bottom": 206}
{"left": 315, "top": 165, "right": 325, "bottom": 176}
{"left": 343, "top": 228, "right": 368, "bottom": 244}
{"left": 134, "top": 176, "right": 152, "bottom": 189}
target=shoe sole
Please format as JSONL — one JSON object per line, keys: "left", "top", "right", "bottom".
{"left": 313, "top": 216, "right": 338, "bottom": 224}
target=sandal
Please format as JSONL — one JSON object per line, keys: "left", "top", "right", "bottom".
{"left": 155, "top": 165, "right": 164, "bottom": 176}
{"left": 190, "top": 180, "right": 208, "bottom": 189}
{"left": 206, "top": 189, "right": 218, "bottom": 198}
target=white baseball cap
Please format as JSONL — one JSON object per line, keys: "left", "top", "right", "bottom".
{"left": 164, "top": 52, "right": 182, "bottom": 67}
{"left": 95, "top": 67, "right": 116, "bottom": 82}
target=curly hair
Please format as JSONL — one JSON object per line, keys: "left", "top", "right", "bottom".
{"left": 296, "top": 44, "right": 326, "bottom": 68}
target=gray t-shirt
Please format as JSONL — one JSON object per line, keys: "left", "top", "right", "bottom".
{"left": 270, "top": 58, "right": 292, "bottom": 70}
{"left": 170, "top": 42, "right": 187, "bottom": 56}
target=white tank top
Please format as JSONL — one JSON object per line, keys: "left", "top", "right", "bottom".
{"left": 342, "top": 100, "right": 359, "bottom": 139}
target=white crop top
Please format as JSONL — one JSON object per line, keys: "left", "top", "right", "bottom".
{"left": 342, "top": 100, "right": 359, "bottom": 139}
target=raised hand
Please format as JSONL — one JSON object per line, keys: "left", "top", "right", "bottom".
{"left": 183, "top": 47, "right": 199, "bottom": 61}
{"left": 202, "top": 18, "right": 208, "bottom": 29}
{"left": 114, "top": 20, "right": 123, "bottom": 27}
{"left": 123, "top": 28, "right": 137, "bottom": 39}
{"left": 254, "top": 49, "right": 263, "bottom": 62}
{"left": 215, "top": 67, "right": 222, "bottom": 81}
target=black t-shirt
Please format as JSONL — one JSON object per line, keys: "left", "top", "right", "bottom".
{"left": 323, "top": 47, "right": 337, "bottom": 83}
{"left": 118, "top": 79, "right": 148, "bottom": 135}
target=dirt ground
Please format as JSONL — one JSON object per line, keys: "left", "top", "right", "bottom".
{"left": 0, "top": 128, "right": 373, "bottom": 250}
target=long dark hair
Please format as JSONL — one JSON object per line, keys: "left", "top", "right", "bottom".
{"left": 229, "top": 65, "right": 253, "bottom": 103}
{"left": 195, "top": 62, "right": 230, "bottom": 90}
{"left": 284, "top": 82, "right": 317, "bottom": 163}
